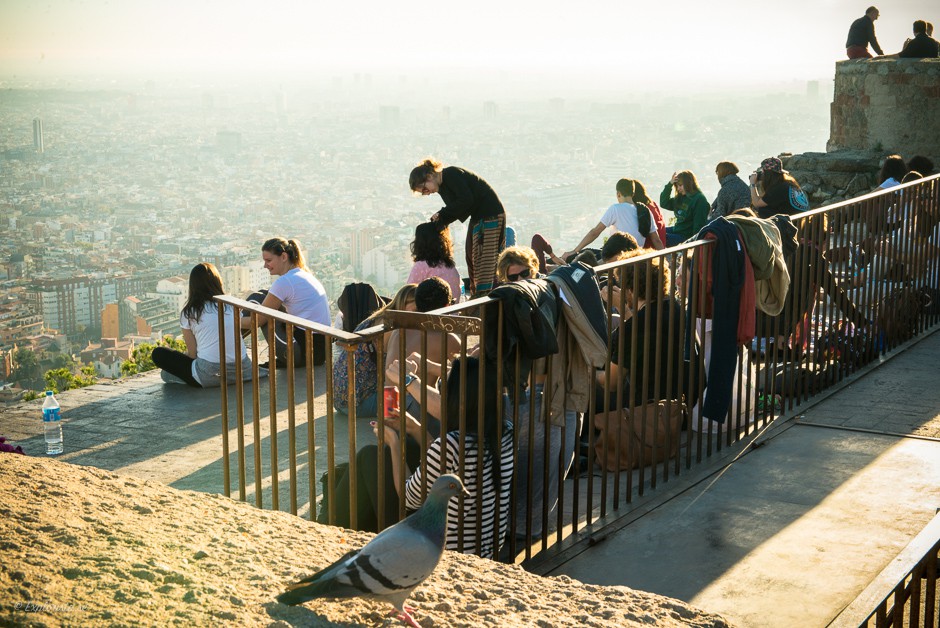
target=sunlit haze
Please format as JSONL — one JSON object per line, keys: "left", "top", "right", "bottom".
{"left": 1, "top": 0, "right": 937, "bottom": 92}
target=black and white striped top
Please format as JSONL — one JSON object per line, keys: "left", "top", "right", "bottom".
{"left": 405, "top": 421, "right": 514, "bottom": 559}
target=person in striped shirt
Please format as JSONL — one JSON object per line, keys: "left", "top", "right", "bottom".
{"left": 380, "top": 356, "right": 514, "bottom": 559}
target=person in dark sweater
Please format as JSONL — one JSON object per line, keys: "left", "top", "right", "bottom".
{"left": 410, "top": 158, "right": 506, "bottom": 296}
{"left": 899, "top": 20, "right": 940, "bottom": 58}
{"left": 846, "top": 6, "right": 884, "bottom": 59}
{"left": 709, "top": 161, "right": 752, "bottom": 220}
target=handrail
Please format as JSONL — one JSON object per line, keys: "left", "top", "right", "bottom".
{"left": 828, "top": 511, "right": 940, "bottom": 627}
{"left": 214, "top": 295, "right": 360, "bottom": 343}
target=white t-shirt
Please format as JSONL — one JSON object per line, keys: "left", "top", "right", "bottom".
{"left": 599, "top": 202, "right": 655, "bottom": 245}
{"left": 181, "top": 303, "right": 248, "bottom": 365}
{"left": 268, "top": 267, "right": 330, "bottom": 325}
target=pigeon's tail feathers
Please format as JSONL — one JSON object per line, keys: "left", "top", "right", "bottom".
{"left": 291, "top": 549, "right": 357, "bottom": 586}
{"left": 276, "top": 575, "right": 357, "bottom": 606}
{"left": 276, "top": 550, "right": 360, "bottom": 606}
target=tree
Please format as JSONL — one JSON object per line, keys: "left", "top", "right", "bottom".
{"left": 48, "top": 352, "right": 77, "bottom": 371}
{"left": 44, "top": 368, "right": 73, "bottom": 394}
{"left": 120, "top": 336, "right": 186, "bottom": 376}
{"left": 11, "top": 348, "right": 41, "bottom": 388}
{"left": 43, "top": 364, "right": 97, "bottom": 394}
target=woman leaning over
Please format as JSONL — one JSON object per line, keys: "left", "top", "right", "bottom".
{"left": 660, "top": 170, "right": 710, "bottom": 246}
{"left": 410, "top": 158, "right": 506, "bottom": 296}
{"left": 153, "top": 263, "right": 263, "bottom": 387}
{"left": 240, "top": 237, "right": 330, "bottom": 368}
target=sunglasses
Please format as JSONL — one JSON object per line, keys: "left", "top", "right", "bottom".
{"left": 507, "top": 268, "right": 531, "bottom": 282}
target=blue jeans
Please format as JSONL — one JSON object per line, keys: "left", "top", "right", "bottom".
{"left": 506, "top": 385, "right": 581, "bottom": 538}
{"left": 334, "top": 392, "right": 377, "bottom": 417}
{"left": 665, "top": 227, "right": 687, "bottom": 247}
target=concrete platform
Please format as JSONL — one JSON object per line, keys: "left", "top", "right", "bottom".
{"left": 0, "top": 363, "right": 379, "bottom": 520}
{"left": 549, "top": 329, "right": 940, "bottom": 627}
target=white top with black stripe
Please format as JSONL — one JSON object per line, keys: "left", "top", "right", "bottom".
{"left": 404, "top": 421, "right": 514, "bottom": 559}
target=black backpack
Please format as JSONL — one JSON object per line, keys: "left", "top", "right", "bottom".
{"left": 636, "top": 202, "right": 653, "bottom": 239}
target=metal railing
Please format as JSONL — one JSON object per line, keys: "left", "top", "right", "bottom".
{"left": 213, "top": 173, "right": 939, "bottom": 568}
{"left": 829, "top": 512, "right": 940, "bottom": 628}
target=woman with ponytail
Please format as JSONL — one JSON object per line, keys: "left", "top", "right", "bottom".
{"left": 409, "top": 158, "right": 506, "bottom": 296}
{"left": 628, "top": 178, "right": 668, "bottom": 249}
{"left": 241, "top": 237, "right": 330, "bottom": 367}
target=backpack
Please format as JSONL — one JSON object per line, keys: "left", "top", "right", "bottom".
{"left": 638, "top": 201, "right": 667, "bottom": 248}
{"left": 336, "top": 282, "right": 384, "bottom": 333}
{"left": 636, "top": 202, "right": 653, "bottom": 241}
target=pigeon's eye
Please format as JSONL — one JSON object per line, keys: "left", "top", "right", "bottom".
{"left": 449, "top": 483, "right": 456, "bottom": 489}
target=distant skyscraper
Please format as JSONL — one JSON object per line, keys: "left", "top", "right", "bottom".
{"left": 483, "top": 101, "right": 498, "bottom": 119}
{"left": 32, "top": 118, "right": 43, "bottom": 153}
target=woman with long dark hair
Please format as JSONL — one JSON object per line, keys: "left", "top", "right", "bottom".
{"left": 407, "top": 221, "right": 462, "bottom": 301}
{"left": 876, "top": 154, "right": 908, "bottom": 190}
{"left": 153, "top": 263, "right": 260, "bottom": 387}
{"left": 240, "top": 237, "right": 330, "bottom": 367}
{"left": 410, "top": 158, "right": 506, "bottom": 296}
{"left": 332, "top": 284, "right": 418, "bottom": 416}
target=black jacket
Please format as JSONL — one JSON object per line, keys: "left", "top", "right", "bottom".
{"left": 436, "top": 166, "right": 505, "bottom": 225}
{"left": 899, "top": 32, "right": 940, "bottom": 59}
{"left": 484, "top": 278, "right": 558, "bottom": 390}
{"left": 846, "top": 15, "right": 883, "bottom": 54}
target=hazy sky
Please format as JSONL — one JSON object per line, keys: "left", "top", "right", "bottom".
{"left": 1, "top": 0, "right": 936, "bottom": 88}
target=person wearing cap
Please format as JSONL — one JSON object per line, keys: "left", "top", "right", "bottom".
{"left": 846, "top": 7, "right": 884, "bottom": 59}
{"left": 748, "top": 157, "right": 810, "bottom": 220}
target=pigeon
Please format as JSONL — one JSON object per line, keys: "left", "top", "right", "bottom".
{"left": 277, "top": 473, "right": 468, "bottom": 628}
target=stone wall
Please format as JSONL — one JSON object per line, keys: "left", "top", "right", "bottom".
{"left": 779, "top": 59, "right": 939, "bottom": 209}
{"left": 779, "top": 150, "right": 883, "bottom": 208}
{"left": 828, "top": 58, "right": 940, "bottom": 160}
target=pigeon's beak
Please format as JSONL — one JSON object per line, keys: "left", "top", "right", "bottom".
{"left": 462, "top": 487, "right": 471, "bottom": 497}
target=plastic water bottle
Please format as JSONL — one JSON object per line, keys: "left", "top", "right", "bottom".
{"left": 460, "top": 284, "right": 466, "bottom": 302}
{"left": 42, "top": 390, "right": 63, "bottom": 455}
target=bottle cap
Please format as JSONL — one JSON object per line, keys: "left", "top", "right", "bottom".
{"left": 46, "top": 390, "right": 53, "bottom": 396}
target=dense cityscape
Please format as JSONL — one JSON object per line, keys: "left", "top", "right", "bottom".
{"left": 0, "top": 76, "right": 830, "bottom": 394}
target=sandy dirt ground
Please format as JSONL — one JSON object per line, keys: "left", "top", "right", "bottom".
{"left": 0, "top": 454, "right": 731, "bottom": 627}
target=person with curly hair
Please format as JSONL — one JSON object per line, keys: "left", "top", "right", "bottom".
{"left": 407, "top": 221, "right": 462, "bottom": 302}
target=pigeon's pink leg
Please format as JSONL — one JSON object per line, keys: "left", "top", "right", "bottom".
{"left": 389, "top": 606, "right": 421, "bottom": 628}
